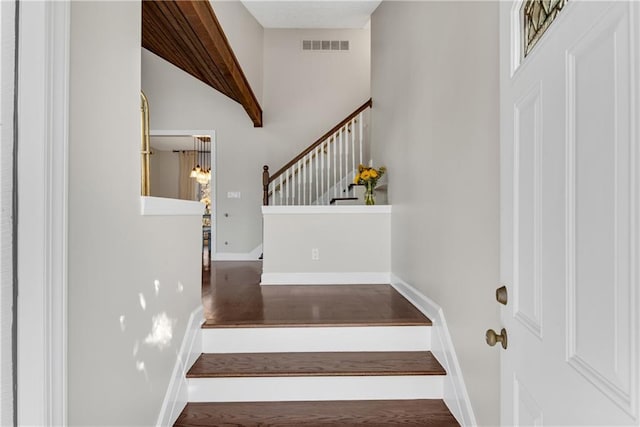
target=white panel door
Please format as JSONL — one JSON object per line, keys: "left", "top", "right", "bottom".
{"left": 500, "top": 1, "right": 639, "bottom": 425}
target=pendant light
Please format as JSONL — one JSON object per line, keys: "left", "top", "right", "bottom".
{"left": 190, "top": 135, "right": 211, "bottom": 184}
{"left": 190, "top": 135, "right": 200, "bottom": 178}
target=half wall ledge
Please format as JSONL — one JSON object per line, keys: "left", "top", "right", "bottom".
{"left": 140, "top": 196, "right": 205, "bottom": 216}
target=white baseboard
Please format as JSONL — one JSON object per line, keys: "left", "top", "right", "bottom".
{"left": 212, "top": 244, "right": 262, "bottom": 261}
{"left": 390, "top": 274, "right": 476, "bottom": 427}
{"left": 156, "top": 306, "right": 203, "bottom": 427}
{"left": 260, "top": 272, "right": 391, "bottom": 285}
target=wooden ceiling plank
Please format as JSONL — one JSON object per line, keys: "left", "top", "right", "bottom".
{"left": 174, "top": 1, "right": 262, "bottom": 127}
{"left": 143, "top": 19, "right": 201, "bottom": 81}
{"left": 156, "top": 1, "right": 242, "bottom": 101}
{"left": 141, "top": 0, "right": 262, "bottom": 127}
{"left": 143, "top": 1, "right": 239, "bottom": 101}
{"left": 143, "top": 3, "right": 208, "bottom": 83}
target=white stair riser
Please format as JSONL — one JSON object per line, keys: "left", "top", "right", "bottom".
{"left": 202, "top": 326, "right": 431, "bottom": 353}
{"left": 188, "top": 375, "right": 444, "bottom": 402}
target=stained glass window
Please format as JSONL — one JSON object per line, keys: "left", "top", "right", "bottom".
{"left": 523, "top": 0, "right": 568, "bottom": 57}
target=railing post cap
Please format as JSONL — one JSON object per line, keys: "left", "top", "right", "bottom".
{"left": 263, "top": 165, "right": 269, "bottom": 171}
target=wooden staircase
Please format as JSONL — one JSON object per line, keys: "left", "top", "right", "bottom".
{"left": 173, "top": 267, "right": 460, "bottom": 426}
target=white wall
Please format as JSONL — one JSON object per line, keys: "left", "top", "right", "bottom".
{"left": 142, "top": 2, "right": 371, "bottom": 256}
{"left": 262, "top": 28, "right": 371, "bottom": 169}
{"left": 150, "top": 150, "right": 180, "bottom": 199}
{"left": 0, "top": 1, "right": 14, "bottom": 425}
{"left": 68, "top": 2, "right": 201, "bottom": 425}
{"left": 262, "top": 206, "right": 390, "bottom": 284}
{"left": 371, "top": 2, "right": 500, "bottom": 425}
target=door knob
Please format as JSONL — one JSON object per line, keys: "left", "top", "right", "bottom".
{"left": 486, "top": 328, "right": 508, "bottom": 349}
{"left": 496, "top": 285, "right": 508, "bottom": 305}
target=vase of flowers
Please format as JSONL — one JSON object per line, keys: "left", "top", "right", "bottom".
{"left": 353, "top": 164, "right": 386, "bottom": 205}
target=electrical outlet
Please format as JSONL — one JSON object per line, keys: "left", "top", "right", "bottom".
{"left": 311, "top": 248, "right": 320, "bottom": 261}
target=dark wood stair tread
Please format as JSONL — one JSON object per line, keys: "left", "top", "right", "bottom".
{"left": 174, "top": 399, "right": 459, "bottom": 426}
{"left": 187, "top": 351, "right": 445, "bottom": 378}
{"left": 203, "top": 284, "right": 432, "bottom": 328}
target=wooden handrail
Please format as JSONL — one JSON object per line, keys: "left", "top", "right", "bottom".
{"left": 268, "top": 98, "right": 372, "bottom": 184}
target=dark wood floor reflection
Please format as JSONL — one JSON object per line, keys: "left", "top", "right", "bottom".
{"left": 202, "top": 261, "right": 431, "bottom": 328}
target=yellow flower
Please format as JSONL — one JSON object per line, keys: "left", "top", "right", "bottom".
{"left": 353, "top": 173, "right": 360, "bottom": 184}
{"left": 358, "top": 164, "right": 366, "bottom": 172}
{"left": 370, "top": 170, "right": 378, "bottom": 178}
{"left": 361, "top": 170, "right": 371, "bottom": 180}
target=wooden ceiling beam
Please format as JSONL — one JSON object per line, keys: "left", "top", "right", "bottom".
{"left": 142, "top": 0, "right": 263, "bottom": 127}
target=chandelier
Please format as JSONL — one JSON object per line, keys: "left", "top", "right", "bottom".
{"left": 189, "top": 136, "right": 211, "bottom": 184}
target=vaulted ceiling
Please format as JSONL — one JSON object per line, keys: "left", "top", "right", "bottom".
{"left": 240, "top": 1, "right": 381, "bottom": 29}
{"left": 142, "top": 0, "right": 263, "bottom": 127}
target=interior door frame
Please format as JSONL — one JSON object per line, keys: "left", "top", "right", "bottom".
{"left": 16, "top": 1, "right": 70, "bottom": 425}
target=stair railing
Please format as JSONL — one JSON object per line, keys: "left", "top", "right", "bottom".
{"left": 262, "top": 99, "right": 372, "bottom": 206}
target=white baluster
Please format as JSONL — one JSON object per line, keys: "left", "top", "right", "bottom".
{"left": 315, "top": 148, "right": 319, "bottom": 205}
{"left": 271, "top": 182, "right": 275, "bottom": 206}
{"left": 321, "top": 142, "right": 326, "bottom": 204}
{"left": 359, "top": 111, "right": 363, "bottom": 167}
{"left": 309, "top": 153, "right": 313, "bottom": 203}
{"left": 286, "top": 170, "right": 291, "bottom": 205}
{"left": 333, "top": 129, "right": 342, "bottom": 197}
{"left": 293, "top": 164, "right": 297, "bottom": 205}
{"left": 351, "top": 118, "right": 356, "bottom": 197}
{"left": 279, "top": 174, "right": 283, "bottom": 205}
{"left": 302, "top": 156, "right": 306, "bottom": 205}
{"left": 308, "top": 155, "right": 312, "bottom": 203}
{"left": 332, "top": 132, "right": 338, "bottom": 197}
{"left": 298, "top": 159, "right": 303, "bottom": 205}
{"left": 328, "top": 138, "right": 332, "bottom": 202}
{"left": 344, "top": 125, "right": 349, "bottom": 195}
{"left": 291, "top": 167, "right": 296, "bottom": 205}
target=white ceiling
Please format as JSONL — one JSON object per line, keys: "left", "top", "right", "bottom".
{"left": 240, "top": 1, "right": 382, "bottom": 29}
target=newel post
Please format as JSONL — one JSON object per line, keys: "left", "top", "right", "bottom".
{"left": 262, "top": 165, "right": 270, "bottom": 206}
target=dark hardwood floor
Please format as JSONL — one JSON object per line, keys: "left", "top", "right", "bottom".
{"left": 202, "top": 261, "right": 431, "bottom": 328}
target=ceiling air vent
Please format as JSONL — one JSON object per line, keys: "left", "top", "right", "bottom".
{"left": 302, "top": 40, "right": 349, "bottom": 51}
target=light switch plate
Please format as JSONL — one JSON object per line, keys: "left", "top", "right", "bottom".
{"left": 227, "top": 191, "right": 241, "bottom": 199}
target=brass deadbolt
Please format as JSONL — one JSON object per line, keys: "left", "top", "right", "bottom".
{"left": 496, "top": 285, "right": 508, "bottom": 305}
{"left": 486, "top": 328, "right": 508, "bottom": 349}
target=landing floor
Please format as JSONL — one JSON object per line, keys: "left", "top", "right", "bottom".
{"left": 202, "top": 261, "right": 431, "bottom": 328}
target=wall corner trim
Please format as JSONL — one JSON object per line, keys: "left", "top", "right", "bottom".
{"left": 156, "top": 306, "right": 203, "bottom": 427}
{"left": 390, "top": 274, "right": 477, "bottom": 427}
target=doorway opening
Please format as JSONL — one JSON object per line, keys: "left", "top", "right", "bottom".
{"left": 148, "top": 130, "right": 217, "bottom": 265}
